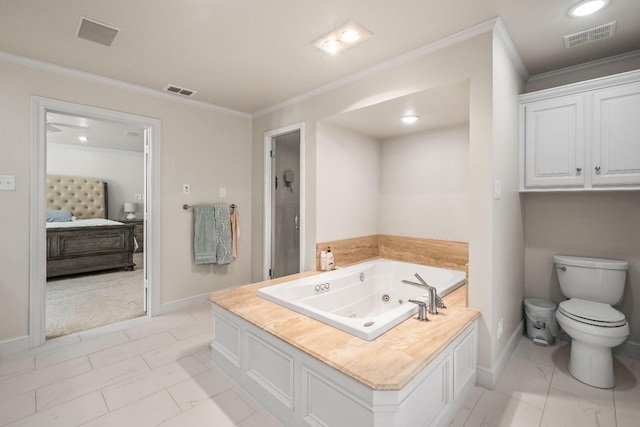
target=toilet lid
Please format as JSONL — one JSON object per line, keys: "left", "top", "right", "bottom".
{"left": 558, "top": 299, "right": 627, "bottom": 327}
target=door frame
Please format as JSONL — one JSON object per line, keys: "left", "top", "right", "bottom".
{"left": 29, "top": 96, "right": 162, "bottom": 347}
{"left": 263, "top": 123, "right": 305, "bottom": 280}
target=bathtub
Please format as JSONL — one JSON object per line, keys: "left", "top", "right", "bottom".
{"left": 257, "top": 258, "right": 466, "bottom": 340}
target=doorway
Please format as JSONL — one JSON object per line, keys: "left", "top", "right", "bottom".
{"left": 45, "top": 111, "right": 146, "bottom": 338}
{"left": 263, "top": 124, "right": 305, "bottom": 280}
{"left": 30, "top": 97, "right": 161, "bottom": 348}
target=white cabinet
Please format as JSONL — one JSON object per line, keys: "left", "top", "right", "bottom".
{"left": 523, "top": 95, "right": 585, "bottom": 188}
{"left": 591, "top": 82, "right": 640, "bottom": 187}
{"left": 520, "top": 71, "right": 640, "bottom": 191}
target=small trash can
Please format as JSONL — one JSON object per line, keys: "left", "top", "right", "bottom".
{"left": 524, "top": 298, "right": 558, "bottom": 346}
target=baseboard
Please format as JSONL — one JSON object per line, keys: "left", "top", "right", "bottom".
{"left": 0, "top": 335, "right": 29, "bottom": 357}
{"left": 160, "top": 291, "right": 215, "bottom": 315}
{"left": 614, "top": 340, "right": 640, "bottom": 360}
{"left": 477, "top": 320, "right": 524, "bottom": 389}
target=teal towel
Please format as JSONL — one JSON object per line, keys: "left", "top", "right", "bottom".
{"left": 194, "top": 206, "right": 217, "bottom": 264}
{"left": 213, "top": 204, "right": 233, "bottom": 265}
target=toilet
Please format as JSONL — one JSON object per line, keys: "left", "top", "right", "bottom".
{"left": 554, "top": 255, "right": 629, "bottom": 388}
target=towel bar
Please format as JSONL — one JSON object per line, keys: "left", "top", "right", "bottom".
{"left": 183, "top": 203, "right": 236, "bottom": 210}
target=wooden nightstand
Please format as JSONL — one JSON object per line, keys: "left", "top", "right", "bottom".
{"left": 121, "top": 219, "right": 144, "bottom": 252}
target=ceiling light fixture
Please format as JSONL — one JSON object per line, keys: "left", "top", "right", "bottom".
{"left": 312, "top": 19, "right": 372, "bottom": 54}
{"left": 341, "top": 29, "right": 360, "bottom": 43}
{"left": 401, "top": 115, "right": 420, "bottom": 124}
{"left": 322, "top": 37, "right": 342, "bottom": 54}
{"left": 78, "top": 136, "right": 88, "bottom": 142}
{"left": 569, "top": 0, "right": 609, "bottom": 17}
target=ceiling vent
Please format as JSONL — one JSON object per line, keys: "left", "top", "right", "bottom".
{"left": 563, "top": 21, "right": 616, "bottom": 48}
{"left": 163, "top": 84, "right": 198, "bottom": 97}
{"left": 76, "top": 17, "right": 119, "bottom": 47}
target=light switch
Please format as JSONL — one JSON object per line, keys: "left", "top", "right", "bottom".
{"left": 219, "top": 187, "right": 226, "bottom": 198}
{"left": 0, "top": 175, "right": 16, "bottom": 191}
{"left": 494, "top": 180, "right": 502, "bottom": 200}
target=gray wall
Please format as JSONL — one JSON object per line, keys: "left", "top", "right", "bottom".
{"left": 524, "top": 192, "right": 640, "bottom": 343}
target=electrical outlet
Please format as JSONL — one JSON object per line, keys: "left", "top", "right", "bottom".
{"left": 182, "top": 184, "right": 191, "bottom": 195}
{"left": 0, "top": 175, "right": 16, "bottom": 191}
{"left": 497, "top": 318, "right": 504, "bottom": 340}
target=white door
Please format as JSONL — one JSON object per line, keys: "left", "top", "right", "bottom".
{"left": 591, "top": 82, "right": 640, "bottom": 187}
{"left": 523, "top": 95, "right": 585, "bottom": 188}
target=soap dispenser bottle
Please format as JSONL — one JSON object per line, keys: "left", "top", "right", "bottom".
{"left": 326, "top": 247, "right": 335, "bottom": 270}
{"left": 320, "top": 251, "right": 327, "bottom": 271}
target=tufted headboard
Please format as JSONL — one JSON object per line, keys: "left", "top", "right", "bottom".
{"left": 46, "top": 175, "right": 109, "bottom": 219}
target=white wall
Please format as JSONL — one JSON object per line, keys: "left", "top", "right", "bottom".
{"left": 379, "top": 125, "right": 470, "bottom": 242}
{"left": 487, "top": 33, "right": 526, "bottom": 371}
{"left": 0, "top": 56, "right": 252, "bottom": 343}
{"left": 47, "top": 144, "right": 144, "bottom": 220}
{"left": 316, "top": 122, "right": 380, "bottom": 242}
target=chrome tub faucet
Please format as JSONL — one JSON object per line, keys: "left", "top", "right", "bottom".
{"left": 401, "top": 273, "right": 446, "bottom": 315}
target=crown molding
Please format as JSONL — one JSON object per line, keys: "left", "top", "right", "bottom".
{"left": 520, "top": 68, "right": 640, "bottom": 102}
{"left": 527, "top": 49, "right": 640, "bottom": 84}
{"left": 253, "top": 18, "right": 503, "bottom": 118}
{"left": 494, "top": 17, "right": 530, "bottom": 81}
{"left": 0, "top": 50, "right": 251, "bottom": 118}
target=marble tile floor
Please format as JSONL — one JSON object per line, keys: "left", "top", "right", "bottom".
{"left": 0, "top": 303, "right": 280, "bottom": 427}
{"left": 1, "top": 303, "right": 638, "bottom": 427}
{"left": 451, "top": 337, "right": 640, "bottom": 427}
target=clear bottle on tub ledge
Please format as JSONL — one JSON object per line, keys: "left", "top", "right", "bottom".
{"left": 326, "top": 247, "right": 335, "bottom": 270}
{"left": 320, "top": 251, "right": 327, "bottom": 271}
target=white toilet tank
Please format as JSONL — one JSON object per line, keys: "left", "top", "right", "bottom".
{"left": 554, "top": 255, "right": 628, "bottom": 305}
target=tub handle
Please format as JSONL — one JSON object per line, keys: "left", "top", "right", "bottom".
{"left": 408, "top": 300, "right": 429, "bottom": 322}
{"left": 556, "top": 266, "right": 567, "bottom": 272}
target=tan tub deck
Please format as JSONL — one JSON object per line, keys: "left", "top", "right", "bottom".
{"left": 209, "top": 271, "right": 480, "bottom": 391}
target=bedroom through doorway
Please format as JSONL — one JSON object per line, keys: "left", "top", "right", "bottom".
{"left": 44, "top": 111, "right": 148, "bottom": 339}
{"left": 31, "top": 97, "right": 161, "bottom": 347}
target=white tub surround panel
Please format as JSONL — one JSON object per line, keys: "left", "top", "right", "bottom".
{"left": 212, "top": 305, "right": 478, "bottom": 427}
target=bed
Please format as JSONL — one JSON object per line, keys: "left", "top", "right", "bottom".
{"left": 46, "top": 175, "right": 136, "bottom": 279}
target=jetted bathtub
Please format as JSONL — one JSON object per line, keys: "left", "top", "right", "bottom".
{"left": 257, "top": 258, "right": 466, "bottom": 340}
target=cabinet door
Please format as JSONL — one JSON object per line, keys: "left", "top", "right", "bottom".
{"left": 524, "top": 95, "right": 585, "bottom": 188}
{"left": 592, "top": 82, "right": 640, "bottom": 187}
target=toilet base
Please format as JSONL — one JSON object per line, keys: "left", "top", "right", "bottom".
{"left": 568, "top": 340, "right": 615, "bottom": 388}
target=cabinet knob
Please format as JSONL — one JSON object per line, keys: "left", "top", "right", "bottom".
{"left": 576, "top": 167, "right": 582, "bottom": 175}
{"left": 595, "top": 166, "right": 601, "bottom": 174}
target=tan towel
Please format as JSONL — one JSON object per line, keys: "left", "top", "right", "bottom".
{"left": 230, "top": 209, "right": 239, "bottom": 258}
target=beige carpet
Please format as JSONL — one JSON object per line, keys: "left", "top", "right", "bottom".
{"left": 46, "top": 253, "right": 146, "bottom": 339}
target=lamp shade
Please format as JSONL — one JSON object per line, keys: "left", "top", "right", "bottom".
{"left": 124, "top": 202, "right": 136, "bottom": 220}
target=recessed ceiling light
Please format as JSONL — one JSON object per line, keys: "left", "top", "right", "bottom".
{"left": 78, "top": 136, "right": 88, "bottom": 142}
{"left": 569, "top": 0, "right": 609, "bottom": 17}
{"left": 401, "top": 115, "right": 420, "bottom": 124}
{"left": 341, "top": 29, "right": 360, "bottom": 43}
{"left": 322, "top": 37, "right": 342, "bottom": 54}
{"left": 312, "top": 19, "right": 372, "bottom": 54}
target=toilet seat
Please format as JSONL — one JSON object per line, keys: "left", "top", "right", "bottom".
{"left": 558, "top": 299, "right": 627, "bottom": 328}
